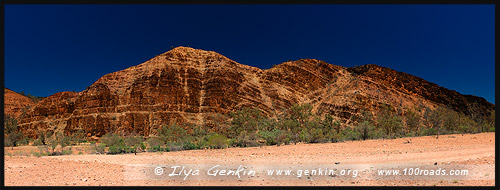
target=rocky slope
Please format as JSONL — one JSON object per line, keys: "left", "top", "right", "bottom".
{"left": 17, "top": 47, "right": 495, "bottom": 139}
{"left": 4, "top": 88, "right": 35, "bottom": 119}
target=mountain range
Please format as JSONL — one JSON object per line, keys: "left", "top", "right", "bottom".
{"left": 11, "top": 47, "right": 494, "bottom": 139}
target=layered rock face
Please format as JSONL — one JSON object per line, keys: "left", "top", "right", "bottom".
{"left": 17, "top": 47, "right": 495, "bottom": 139}
{"left": 347, "top": 64, "right": 494, "bottom": 118}
{"left": 4, "top": 88, "right": 35, "bottom": 119}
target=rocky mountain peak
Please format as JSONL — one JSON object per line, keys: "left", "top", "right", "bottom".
{"left": 16, "top": 47, "right": 494, "bottom": 139}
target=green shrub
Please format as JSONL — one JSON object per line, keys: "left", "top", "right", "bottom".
{"left": 33, "top": 139, "right": 43, "bottom": 146}
{"left": 405, "top": 131, "right": 417, "bottom": 137}
{"left": 276, "top": 130, "right": 292, "bottom": 146}
{"left": 168, "top": 142, "right": 184, "bottom": 152}
{"left": 405, "top": 108, "right": 421, "bottom": 133}
{"left": 150, "top": 145, "right": 168, "bottom": 152}
{"left": 308, "top": 124, "right": 325, "bottom": 143}
{"left": 232, "top": 131, "right": 259, "bottom": 147}
{"left": 71, "top": 129, "right": 86, "bottom": 145}
{"left": 4, "top": 116, "right": 22, "bottom": 149}
{"left": 101, "top": 133, "right": 123, "bottom": 147}
{"left": 99, "top": 133, "right": 129, "bottom": 154}
{"left": 140, "top": 142, "right": 147, "bottom": 151}
{"left": 45, "top": 132, "right": 72, "bottom": 155}
{"left": 228, "top": 108, "right": 264, "bottom": 146}
{"left": 17, "top": 137, "right": 30, "bottom": 146}
{"left": 124, "top": 136, "right": 143, "bottom": 146}
{"left": 279, "top": 119, "right": 300, "bottom": 144}
{"left": 206, "top": 133, "right": 229, "bottom": 149}
{"left": 356, "top": 121, "right": 375, "bottom": 140}
{"left": 279, "top": 104, "right": 315, "bottom": 144}
{"left": 321, "top": 115, "right": 341, "bottom": 142}
{"left": 258, "top": 128, "right": 284, "bottom": 145}
{"left": 31, "top": 150, "right": 49, "bottom": 157}
{"left": 146, "top": 137, "right": 164, "bottom": 152}
{"left": 183, "top": 141, "right": 198, "bottom": 150}
{"left": 48, "top": 138, "right": 59, "bottom": 155}
{"left": 159, "top": 123, "right": 189, "bottom": 144}
{"left": 124, "top": 136, "right": 145, "bottom": 153}
{"left": 377, "top": 104, "right": 404, "bottom": 138}
{"left": 4, "top": 138, "right": 14, "bottom": 147}
{"left": 108, "top": 144, "right": 126, "bottom": 154}
{"left": 299, "top": 129, "right": 312, "bottom": 143}
{"left": 420, "top": 127, "right": 437, "bottom": 136}
{"left": 62, "top": 149, "right": 73, "bottom": 155}
{"left": 32, "top": 151, "right": 42, "bottom": 157}
{"left": 340, "top": 127, "right": 361, "bottom": 141}
{"left": 95, "top": 143, "right": 106, "bottom": 154}
{"left": 37, "top": 130, "right": 52, "bottom": 145}
{"left": 59, "top": 133, "right": 72, "bottom": 152}
{"left": 229, "top": 108, "right": 263, "bottom": 136}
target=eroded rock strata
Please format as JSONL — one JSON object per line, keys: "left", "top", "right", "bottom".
{"left": 17, "top": 47, "right": 495, "bottom": 139}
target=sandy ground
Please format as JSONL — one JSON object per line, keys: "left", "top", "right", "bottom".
{"left": 4, "top": 132, "right": 495, "bottom": 186}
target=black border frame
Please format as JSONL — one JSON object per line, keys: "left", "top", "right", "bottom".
{"left": 1, "top": 0, "right": 497, "bottom": 189}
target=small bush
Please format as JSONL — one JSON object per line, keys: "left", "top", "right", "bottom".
{"left": 4, "top": 116, "right": 23, "bottom": 148}
{"left": 232, "top": 131, "right": 259, "bottom": 147}
{"left": 149, "top": 146, "right": 168, "bottom": 152}
{"left": 33, "top": 139, "right": 43, "bottom": 146}
{"left": 62, "top": 150, "right": 73, "bottom": 155}
{"left": 488, "top": 126, "right": 495, "bottom": 132}
{"left": 206, "top": 133, "right": 229, "bottom": 149}
{"left": 46, "top": 132, "right": 72, "bottom": 155}
{"left": 258, "top": 129, "right": 284, "bottom": 145}
{"left": 340, "top": 127, "right": 361, "bottom": 141}
{"left": 4, "top": 138, "right": 14, "bottom": 147}
{"left": 275, "top": 130, "right": 292, "bottom": 146}
{"left": 405, "top": 131, "right": 417, "bottom": 137}
{"left": 420, "top": 127, "right": 437, "bottom": 136}
{"left": 95, "top": 143, "right": 106, "bottom": 154}
{"left": 124, "top": 136, "right": 145, "bottom": 153}
{"left": 108, "top": 144, "right": 126, "bottom": 154}
{"left": 17, "top": 137, "right": 30, "bottom": 146}
{"left": 32, "top": 151, "right": 42, "bottom": 157}
{"left": 356, "top": 121, "right": 375, "bottom": 140}
{"left": 100, "top": 133, "right": 128, "bottom": 154}
{"left": 299, "top": 129, "right": 312, "bottom": 143}
{"left": 101, "top": 133, "right": 123, "bottom": 147}
{"left": 159, "top": 123, "right": 189, "bottom": 144}
{"left": 168, "top": 142, "right": 184, "bottom": 152}
{"left": 183, "top": 141, "right": 198, "bottom": 150}
{"left": 146, "top": 137, "right": 164, "bottom": 152}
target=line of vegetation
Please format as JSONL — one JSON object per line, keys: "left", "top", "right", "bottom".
{"left": 4, "top": 103, "right": 495, "bottom": 156}
{"left": 17, "top": 91, "right": 46, "bottom": 103}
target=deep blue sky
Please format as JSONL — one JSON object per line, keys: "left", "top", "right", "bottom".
{"left": 4, "top": 5, "right": 495, "bottom": 104}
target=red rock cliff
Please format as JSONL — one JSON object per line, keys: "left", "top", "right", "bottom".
{"left": 17, "top": 47, "right": 495, "bottom": 138}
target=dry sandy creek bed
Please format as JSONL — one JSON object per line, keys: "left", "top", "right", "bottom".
{"left": 4, "top": 132, "right": 495, "bottom": 186}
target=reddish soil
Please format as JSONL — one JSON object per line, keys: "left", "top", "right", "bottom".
{"left": 4, "top": 132, "right": 495, "bottom": 186}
